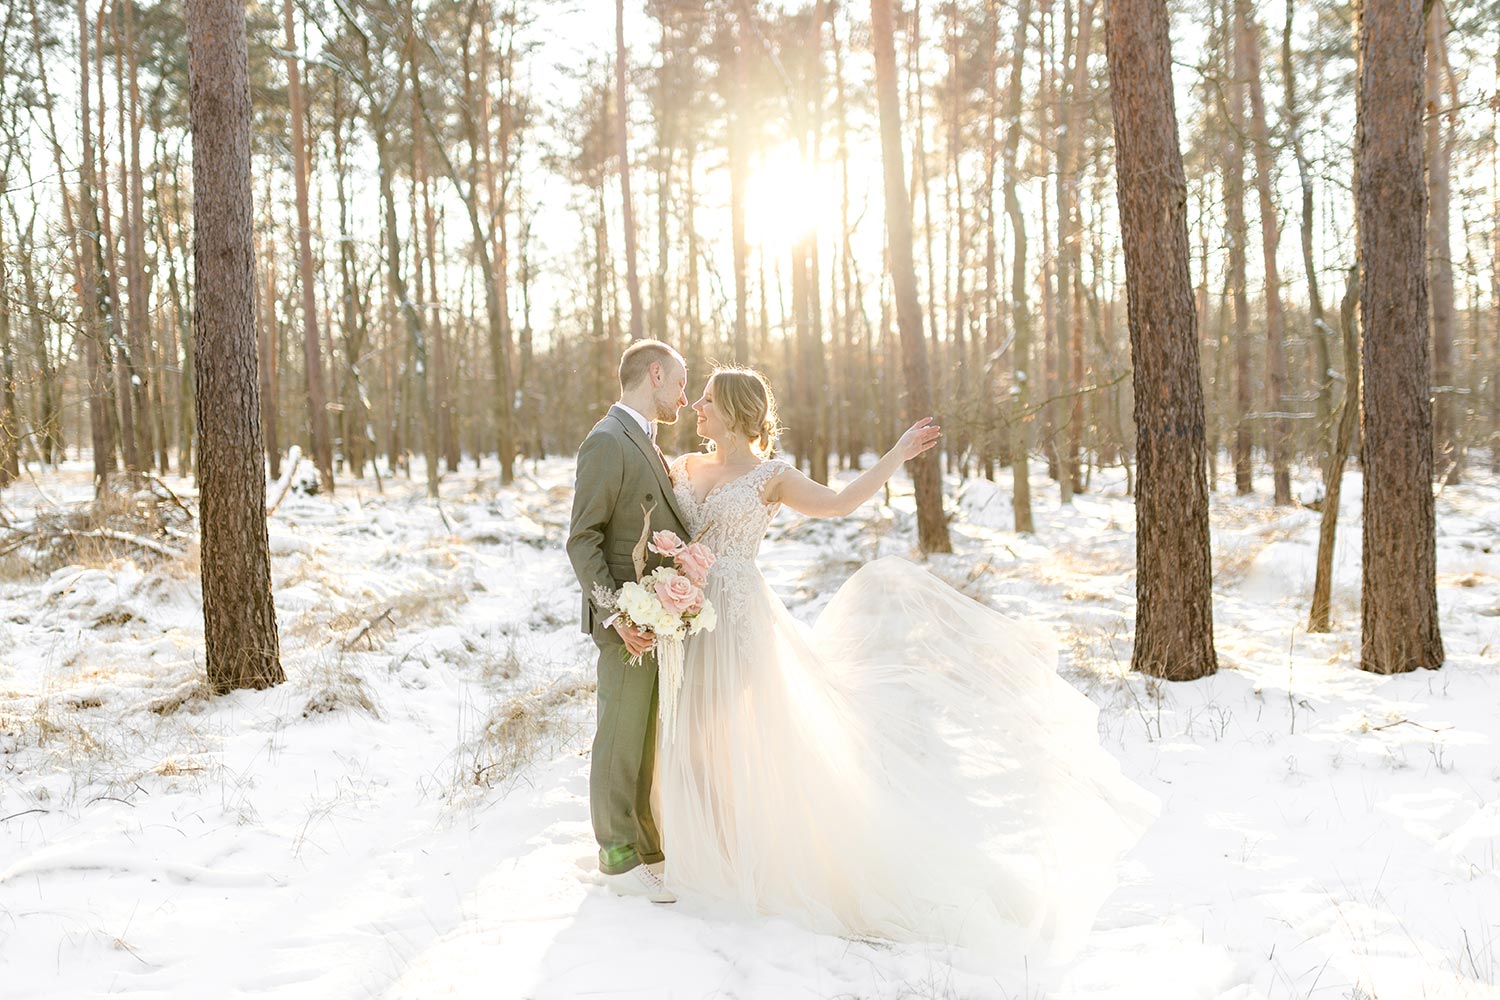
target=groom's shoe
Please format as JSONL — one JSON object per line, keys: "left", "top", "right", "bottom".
{"left": 606, "top": 863, "right": 677, "bottom": 904}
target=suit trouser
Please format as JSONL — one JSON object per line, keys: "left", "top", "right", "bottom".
{"left": 590, "top": 642, "right": 664, "bottom": 875}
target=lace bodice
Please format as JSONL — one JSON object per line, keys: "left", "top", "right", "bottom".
{"left": 668, "top": 455, "right": 788, "bottom": 562}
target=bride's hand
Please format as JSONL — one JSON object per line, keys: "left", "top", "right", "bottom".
{"left": 895, "top": 417, "right": 941, "bottom": 461}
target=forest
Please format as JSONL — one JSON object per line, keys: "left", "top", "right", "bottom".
{"left": 0, "top": 0, "right": 1491, "bottom": 504}
{"left": 2, "top": 0, "right": 1499, "bottom": 996}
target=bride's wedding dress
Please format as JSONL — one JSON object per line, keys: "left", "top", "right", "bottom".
{"left": 659, "top": 456, "right": 1158, "bottom": 959}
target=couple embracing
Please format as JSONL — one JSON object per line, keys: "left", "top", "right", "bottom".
{"left": 566, "top": 339, "right": 1157, "bottom": 959}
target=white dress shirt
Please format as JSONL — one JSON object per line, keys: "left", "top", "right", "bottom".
{"left": 616, "top": 402, "right": 655, "bottom": 441}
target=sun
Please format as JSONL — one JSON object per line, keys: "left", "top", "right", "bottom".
{"left": 742, "top": 145, "right": 837, "bottom": 252}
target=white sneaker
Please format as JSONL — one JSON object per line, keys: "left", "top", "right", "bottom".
{"left": 606, "top": 863, "right": 677, "bottom": 903}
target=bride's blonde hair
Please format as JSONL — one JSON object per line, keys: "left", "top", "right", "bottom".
{"left": 707, "top": 367, "right": 782, "bottom": 458}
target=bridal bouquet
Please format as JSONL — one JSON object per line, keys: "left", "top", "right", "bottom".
{"left": 593, "top": 517, "right": 717, "bottom": 729}
{"left": 593, "top": 528, "right": 718, "bottom": 651}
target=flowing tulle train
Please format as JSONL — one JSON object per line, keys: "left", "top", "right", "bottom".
{"left": 656, "top": 552, "right": 1158, "bottom": 960}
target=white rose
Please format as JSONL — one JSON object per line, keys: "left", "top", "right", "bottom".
{"left": 617, "top": 581, "right": 656, "bottom": 626}
{"left": 688, "top": 600, "right": 717, "bottom": 635}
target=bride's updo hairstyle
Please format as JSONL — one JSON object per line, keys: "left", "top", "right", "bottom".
{"left": 707, "top": 367, "right": 782, "bottom": 458}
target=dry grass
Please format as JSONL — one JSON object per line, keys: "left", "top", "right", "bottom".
{"left": 296, "top": 654, "right": 380, "bottom": 719}
{"left": 284, "top": 576, "right": 468, "bottom": 650}
{"left": 451, "top": 672, "right": 595, "bottom": 797}
{"left": 1, "top": 475, "right": 197, "bottom": 577}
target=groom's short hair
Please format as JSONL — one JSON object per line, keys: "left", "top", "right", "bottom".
{"left": 619, "top": 340, "right": 683, "bottom": 391}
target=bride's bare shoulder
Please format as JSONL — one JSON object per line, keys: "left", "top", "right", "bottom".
{"left": 672, "top": 450, "right": 707, "bottom": 477}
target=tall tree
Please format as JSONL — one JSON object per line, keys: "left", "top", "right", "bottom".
{"left": 727, "top": 5, "right": 751, "bottom": 365}
{"left": 1002, "top": 0, "right": 1036, "bottom": 532}
{"left": 616, "top": 0, "right": 644, "bottom": 341}
{"left": 0, "top": 211, "right": 16, "bottom": 488}
{"left": 1424, "top": 0, "right": 1457, "bottom": 481}
{"left": 1356, "top": 0, "right": 1443, "bottom": 674}
{"left": 76, "top": 0, "right": 115, "bottom": 490}
{"left": 1239, "top": 0, "right": 1290, "bottom": 505}
{"left": 186, "top": 0, "right": 283, "bottom": 692}
{"left": 870, "top": 0, "right": 951, "bottom": 555}
{"left": 1281, "top": 0, "right": 1330, "bottom": 459}
{"left": 283, "top": 0, "right": 334, "bottom": 490}
{"left": 1309, "top": 267, "right": 1358, "bottom": 632}
{"left": 1220, "top": 0, "right": 1253, "bottom": 496}
{"left": 1106, "top": 0, "right": 1218, "bottom": 680}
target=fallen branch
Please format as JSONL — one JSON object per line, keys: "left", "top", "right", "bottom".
{"left": 265, "top": 445, "right": 304, "bottom": 517}
{"left": 1371, "top": 717, "right": 1452, "bottom": 733}
{"left": 71, "top": 529, "right": 185, "bottom": 560}
{"left": 145, "top": 474, "right": 195, "bottom": 521}
{"left": 341, "top": 607, "right": 395, "bottom": 650}
{"left": 0, "top": 809, "right": 50, "bottom": 823}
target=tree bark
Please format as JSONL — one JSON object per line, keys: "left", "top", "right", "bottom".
{"left": 616, "top": 0, "right": 644, "bottom": 342}
{"left": 122, "top": 0, "right": 154, "bottom": 472}
{"left": 0, "top": 213, "right": 17, "bottom": 487}
{"left": 1425, "top": 0, "right": 1458, "bottom": 482}
{"left": 1309, "top": 268, "right": 1358, "bottom": 632}
{"left": 729, "top": 6, "right": 751, "bottom": 365}
{"left": 1106, "top": 0, "right": 1218, "bottom": 681}
{"left": 283, "top": 0, "right": 334, "bottom": 491}
{"left": 1356, "top": 0, "right": 1443, "bottom": 674}
{"left": 96, "top": 6, "right": 134, "bottom": 475}
{"left": 1221, "top": 0, "right": 1253, "bottom": 496}
{"left": 76, "top": 0, "right": 115, "bottom": 489}
{"left": 186, "top": 0, "right": 284, "bottom": 692}
{"left": 870, "top": 0, "right": 951, "bottom": 555}
{"left": 1240, "top": 0, "right": 1290, "bottom": 504}
{"left": 1056, "top": 0, "right": 1095, "bottom": 499}
{"left": 1002, "top": 0, "right": 1035, "bottom": 532}
{"left": 1281, "top": 0, "right": 1330, "bottom": 461}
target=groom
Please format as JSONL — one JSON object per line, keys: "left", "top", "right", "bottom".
{"left": 566, "top": 339, "right": 690, "bottom": 903}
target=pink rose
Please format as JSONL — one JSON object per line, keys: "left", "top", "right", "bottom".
{"left": 654, "top": 572, "right": 704, "bottom": 616}
{"left": 675, "top": 542, "right": 716, "bottom": 587}
{"left": 649, "top": 530, "right": 686, "bottom": 558}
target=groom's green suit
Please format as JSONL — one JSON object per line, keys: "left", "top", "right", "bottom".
{"left": 567, "top": 405, "right": 690, "bottom": 875}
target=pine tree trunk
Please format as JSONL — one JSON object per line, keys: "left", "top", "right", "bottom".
{"left": 1240, "top": 0, "right": 1290, "bottom": 505}
{"left": 0, "top": 213, "right": 17, "bottom": 487}
{"left": 1281, "top": 0, "right": 1330, "bottom": 463}
{"left": 616, "top": 0, "right": 644, "bottom": 342}
{"left": 375, "top": 89, "right": 439, "bottom": 498}
{"left": 95, "top": 10, "right": 134, "bottom": 476}
{"left": 1309, "top": 268, "right": 1358, "bottom": 632}
{"left": 283, "top": 0, "right": 334, "bottom": 491}
{"left": 76, "top": 0, "right": 115, "bottom": 489}
{"left": 1356, "top": 0, "right": 1444, "bottom": 675}
{"left": 729, "top": 8, "right": 751, "bottom": 365}
{"left": 871, "top": 0, "right": 952, "bottom": 555}
{"left": 1056, "top": 0, "right": 1094, "bottom": 500}
{"left": 186, "top": 0, "right": 283, "bottom": 693}
{"left": 1106, "top": 0, "right": 1218, "bottom": 681}
{"left": 1221, "top": 0, "right": 1253, "bottom": 496}
{"left": 258, "top": 224, "right": 281, "bottom": 481}
{"left": 1002, "top": 0, "right": 1035, "bottom": 532}
{"left": 1425, "top": 0, "right": 1458, "bottom": 483}
{"left": 947, "top": 5, "right": 971, "bottom": 476}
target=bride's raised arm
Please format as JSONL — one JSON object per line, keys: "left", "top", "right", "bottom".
{"left": 765, "top": 418, "right": 941, "bottom": 518}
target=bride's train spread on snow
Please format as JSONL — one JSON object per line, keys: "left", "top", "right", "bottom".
{"left": 657, "top": 456, "right": 1158, "bottom": 957}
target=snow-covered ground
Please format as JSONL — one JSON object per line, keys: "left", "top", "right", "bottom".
{"left": 2, "top": 452, "right": 1498, "bottom": 999}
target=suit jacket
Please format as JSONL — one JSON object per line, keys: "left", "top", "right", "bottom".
{"left": 567, "top": 405, "right": 691, "bottom": 647}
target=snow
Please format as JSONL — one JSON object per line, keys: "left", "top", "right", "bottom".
{"left": 2, "top": 454, "right": 1499, "bottom": 999}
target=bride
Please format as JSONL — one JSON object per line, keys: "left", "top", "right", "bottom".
{"left": 658, "top": 366, "right": 1158, "bottom": 960}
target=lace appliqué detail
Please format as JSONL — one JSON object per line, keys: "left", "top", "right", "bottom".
{"left": 669, "top": 455, "right": 788, "bottom": 635}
